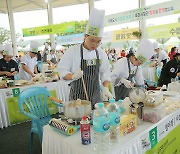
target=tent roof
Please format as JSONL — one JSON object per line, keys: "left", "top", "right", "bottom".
{"left": 0, "top": 0, "right": 100, "bottom": 14}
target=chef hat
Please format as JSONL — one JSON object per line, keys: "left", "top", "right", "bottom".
{"left": 51, "top": 44, "right": 56, "bottom": 51}
{"left": 152, "top": 42, "right": 159, "bottom": 50}
{"left": 45, "top": 42, "right": 49, "bottom": 49}
{"left": 30, "top": 41, "right": 39, "bottom": 53}
{"left": 135, "top": 39, "right": 155, "bottom": 63}
{"left": 0, "top": 44, "right": 4, "bottom": 51}
{"left": 85, "top": 8, "right": 105, "bottom": 37}
{"left": 3, "top": 44, "right": 13, "bottom": 56}
{"left": 174, "top": 44, "right": 180, "bottom": 56}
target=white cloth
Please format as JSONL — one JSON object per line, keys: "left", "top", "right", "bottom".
{"left": 42, "top": 109, "right": 180, "bottom": 154}
{"left": 142, "top": 67, "right": 156, "bottom": 82}
{"left": 0, "top": 81, "right": 70, "bottom": 129}
{"left": 57, "top": 44, "right": 111, "bottom": 83}
{"left": 157, "top": 50, "right": 169, "bottom": 63}
{"left": 19, "top": 54, "right": 37, "bottom": 80}
{"left": 111, "top": 57, "right": 144, "bottom": 86}
{"left": 47, "top": 54, "right": 57, "bottom": 61}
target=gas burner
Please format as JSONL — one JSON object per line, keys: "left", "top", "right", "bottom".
{"left": 58, "top": 113, "right": 92, "bottom": 126}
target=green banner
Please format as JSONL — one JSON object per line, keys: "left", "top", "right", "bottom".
{"left": 22, "top": 22, "right": 76, "bottom": 37}
{"left": 147, "top": 22, "right": 180, "bottom": 38}
{"left": 6, "top": 90, "right": 58, "bottom": 125}
{"left": 146, "top": 125, "right": 180, "bottom": 154}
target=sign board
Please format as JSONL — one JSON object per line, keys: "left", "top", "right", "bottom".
{"left": 56, "top": 33, "right": 84, "bottom": 45}
{"left": 22, "top": 22, "right": 76, "bottom": 37}
{"left": 112, "top": 28, "right": 139, "bottom": 42}
{"left": 147, "top": 22, "right": 180, "bottom": 38}
{"left": 105, "top": 0, "right": 180, "bottom": 26}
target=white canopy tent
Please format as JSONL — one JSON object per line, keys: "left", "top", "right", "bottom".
{"left": 164, "top": 37, "right": 180, "bottom": 46}
{"left": 0, "top": 0, "right": 97, "bottom": 55}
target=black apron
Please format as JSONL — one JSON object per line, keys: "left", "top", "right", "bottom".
{"left": 114, "top": 58, "right": 138, "bottom": 100}
{"left": 50, "top": 55, "right": 57, "bottom": 64}
{"left": 69, "top": 44, "right": 101, "bottom": 108}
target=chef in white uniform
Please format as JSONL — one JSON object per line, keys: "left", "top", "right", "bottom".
{"left": 152, "top": 42, "right": 169, "bottom": 66}
{"left": 111, "top": 39, "right": 155, "bottom": 100}
{"left": 57, "top": 8, "right": 113, "bottom": 108}
{"left": 47, "top": 44, "right": 58, "bottom": 65}
{"left": 19, "top": 41, "right": 39, "bottom": 80}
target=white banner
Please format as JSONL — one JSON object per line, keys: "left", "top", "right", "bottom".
{"left": 105, "top": 0, "right": 180, "bottom": 26}
{"left": 102, "top": 31, "right": 113, "bottom": 43}
{"left": 140, "top": 109, "right": 180, "bottom": 153}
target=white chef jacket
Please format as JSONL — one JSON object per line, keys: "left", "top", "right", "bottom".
{"left": 19, "top": 54, "right": 37, "bottom": 80}
{"left": 57, "top": 44, "right": 111, "bottom": 83}
{"left": 111, "top": 57, "right": 144, "bottom": 85}
{"left": 157, "top": 50, "right": 169, "bottom": 63}
{"left": 47, "top": 54, "right": 57, "bottom": 61}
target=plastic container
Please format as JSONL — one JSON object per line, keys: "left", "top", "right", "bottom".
{"left": 93, "top": 103, "right": 110, "bottom": 154}
{"left": 106, "top": 99, "right": 120, "bottom": 144}
{"left": 145, "top": 91, "right": 163, "bottom": 108}
{"left": 120, "top": 114, "right": 137, "bottom": 137}
{"left": 115, "top": 99, "right": 125, "bottom": 114}
{"left": 143, "top": 104, "right": 166, "bottom": 123}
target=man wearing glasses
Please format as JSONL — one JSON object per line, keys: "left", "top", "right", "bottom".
{"left": 111, "top": 39, "right": 155, "bottom": 100}
{"left": 57, "top": 8, "right": 113, "bottom": 108}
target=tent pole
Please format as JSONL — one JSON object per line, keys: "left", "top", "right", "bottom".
{"left": 88, "top": 0, "right": 94, "bottom": 14}
{"left": 6, "top": 0, "right": 18, "bottom": 56}
{"left": 139, "top": 0, "right": 147, "bottom": 40}
{"left": 47, "top": 0, "right": 55, "bottom": 46}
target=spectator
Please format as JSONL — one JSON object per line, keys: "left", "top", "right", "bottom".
{"left": 168, "top": 47, "right": 177, "bottom": 60}
{"left": 37, "top": 51, "right": 42, "bottom": 61}
{"left": 120, "top": 50, "right": 126, "bottom": 58}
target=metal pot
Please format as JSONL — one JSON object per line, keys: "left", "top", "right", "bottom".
{"left": 62, "top": 100, "right": 92, "bottom": 120}
{"left": 129, "top": 87, "right": 146, "bottom": 104}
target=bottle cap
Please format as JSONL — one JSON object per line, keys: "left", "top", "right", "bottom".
{"left": 97, "top": 102, "right": 104, "bottom": 108}
{"left": 82, "top": 116, "right": 87, "bottom": 120}
{"left": 109, "top": 98, "right": 115, "bottom": 103}
{"left": 118, "top": 99, "right": 123, "bottom": 103}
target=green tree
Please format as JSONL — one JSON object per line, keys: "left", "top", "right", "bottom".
{"left": 0, "top": 27, "right": 11, "bottom": 43}
{"left": 0, "top": 27, "right": 21, "bottom": 44}
{"left": 56, "top": 20, "right": 88, "bottom": 36}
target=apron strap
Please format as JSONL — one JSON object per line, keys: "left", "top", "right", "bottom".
{"left": 127, "top": 58, "right": 138, "bottom": 79}
{"left": 127, "top": 58, "right": 131, "bottom": 74}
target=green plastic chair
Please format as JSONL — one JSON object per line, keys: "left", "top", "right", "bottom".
{"left": 18, "top": 87, "right": 61, "bottom": 154}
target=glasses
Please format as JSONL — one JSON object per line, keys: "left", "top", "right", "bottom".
{"left": 87, "top": 37, "right": 102, "bottom": 46}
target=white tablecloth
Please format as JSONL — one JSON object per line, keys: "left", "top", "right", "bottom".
{"left": 142, "top": 67, "right": 156, "bottom": 82}
{"left": 42, "top": 110, "right": 180, "bottom": 154}
{"left": 0, "top": 80, "right": 70, "bottom": 129}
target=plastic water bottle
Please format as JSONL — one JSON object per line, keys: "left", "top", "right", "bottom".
{"left": 93, "top": 103, "right": 110, "bottom": 154}
{"left": 115, "top": 99, "right": 125, "bottom": 114}
{"left": 106, "top": 99, "right": 120, "bottom": 144}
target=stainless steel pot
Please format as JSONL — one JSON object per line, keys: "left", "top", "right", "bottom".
{"left": 62, "top": 100, "right": 92, "bottom": 120}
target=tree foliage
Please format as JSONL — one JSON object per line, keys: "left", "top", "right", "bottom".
{"left": 0, "top": 28, "right": 11, "bottom": 43}
{"left": 0, "top": 27, "right": 21, "bottom": 44}
{"left": 57, "top": 20, "right": 88, "bottom": 36}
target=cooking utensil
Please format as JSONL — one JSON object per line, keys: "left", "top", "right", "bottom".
{"left": 129, "top": 87, "right": 146, "bottom": 104}
{"left": 81, "top": 75, "right": 89, "bottom": 101}
{"left": 59, "top": 100, "right": 92, "bottom": 120}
